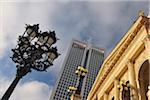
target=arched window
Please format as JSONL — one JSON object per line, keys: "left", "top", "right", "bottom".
{"left": 139, "top": 60, "right": 149, "bottom": 100}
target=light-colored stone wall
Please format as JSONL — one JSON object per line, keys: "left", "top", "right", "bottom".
{"left": 88, "top": 14, "right": 150, "bottom": 100}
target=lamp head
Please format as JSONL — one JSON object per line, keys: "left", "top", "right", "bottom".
{"left": 48, "top": 47, "right": 59, "bottom": 63}
{"left": 25, "top": 24, "right": 39, "bottom": 40}
{"left": 38, "top": 31, "right": 57, "bottom": 47}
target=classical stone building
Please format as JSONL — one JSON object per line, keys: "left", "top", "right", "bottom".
{"left": 87, "top": 12, "right": 150, "bottom": 100}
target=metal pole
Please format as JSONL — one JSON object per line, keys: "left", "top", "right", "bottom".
{"left": 1, "top": 77, "right": 21, "bottom": 100}
{"left": 1, "top": 24, "right": 59, "bottom": 100}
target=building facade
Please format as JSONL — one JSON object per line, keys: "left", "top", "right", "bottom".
{"left": 50, "top": 40, "right": 104, "bottom": 100}
{"left": 88, "top": 12, "right": 150, "bottom": 100}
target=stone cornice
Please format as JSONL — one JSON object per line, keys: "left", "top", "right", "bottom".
{"left": 143, "top": 16, "right": 150, "bottom": 34}
{"left": 88, "top": 16, "right": 149, "bottom": 99}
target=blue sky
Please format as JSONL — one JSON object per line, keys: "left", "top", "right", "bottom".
{"left": 0, "top": 0, "right": 149, "bottom": 100}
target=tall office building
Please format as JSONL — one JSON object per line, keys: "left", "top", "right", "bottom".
{"left": 50, "top": 39, "right": 104, "bottom": 100}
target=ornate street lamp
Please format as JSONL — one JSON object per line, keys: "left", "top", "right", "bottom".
{"left": 68, "top": 66, "right": 88, "bottom": 100}
{"left": 1, "top": 24, "right": 60, "bottom": 100}
{"left": 68, "top": 86, "right": 77, "bottom": 94}
{"left": 117, "top": 80, "right": 131, "bottom": 100}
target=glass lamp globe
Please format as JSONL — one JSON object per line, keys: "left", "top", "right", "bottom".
{"left": 38, "top": 32, "right": 49, "bottom": 45}
{"left": 48, "top": 52, "right": 56, "bottom": 62}
{"left": 47, "top": 37, "right": 54, "bottom": 46}
{"left": 25, "top": 24, "right": 39, "bottom": 40}
{"left": 48, "top": 50, "right": 58, "bottom": 63}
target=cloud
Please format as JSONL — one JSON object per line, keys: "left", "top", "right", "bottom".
{"left": 0, "top": 1, "right": 59, "bottom": 58}
{"left": 50, "top": 1, "right": 149, "bottom": 56}
{"left": 0, "top": 75, "right": 52, "bottom": 100}
{"left": 1, "top": 1, "right": 149, "bottom": 60}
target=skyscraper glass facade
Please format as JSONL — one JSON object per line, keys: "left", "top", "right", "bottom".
{"left": 50, "top": 40, "right": 104, "bottom": 100}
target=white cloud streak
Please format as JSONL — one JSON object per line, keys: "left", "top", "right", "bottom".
{"left": 0, "top": 1, "right": 59, "bottom": 58}
{"left": 0, "top": 75, "right": 52, "bottom": 100}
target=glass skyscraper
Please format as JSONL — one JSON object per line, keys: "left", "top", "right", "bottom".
{"left": 50, "top": 39, "right": 104, "bottom": 100}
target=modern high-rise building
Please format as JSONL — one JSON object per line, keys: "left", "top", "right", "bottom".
{"left": 50, "top": 39, "right": 104, "bottom": 100}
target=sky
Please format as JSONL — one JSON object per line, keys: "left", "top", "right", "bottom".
{"left": 0, "top": 0, "right": 149, "bottom": 100}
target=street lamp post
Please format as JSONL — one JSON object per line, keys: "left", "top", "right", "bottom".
{"left": 1, "top": 24, "right": 60, "bottom": 100}
{"left": 117, "top": 80, "right": 131, "bottom": 100}
{"left": 68, "top": 66, "right": 88, "bottom": 100}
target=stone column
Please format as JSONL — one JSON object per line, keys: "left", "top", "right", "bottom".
{"left": 127, "top": 60, "right": 139, "bottom": 100}
{"left": 104, "top": 92, "right": 108, "bottom": 100}
{"left": 144, "top": 35, "right": 150, "bottom": 100}
{"left": 147, "top": 86, "right": 150, "bottom": 100}
{"left": 94, "top": 94, "right": 98, "bottom": 100}
{"left": 114, "top": 79, "right": 119, "bottom": 100}
{"left": 143, "top": 35, "right": 150, "bottom": 60}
